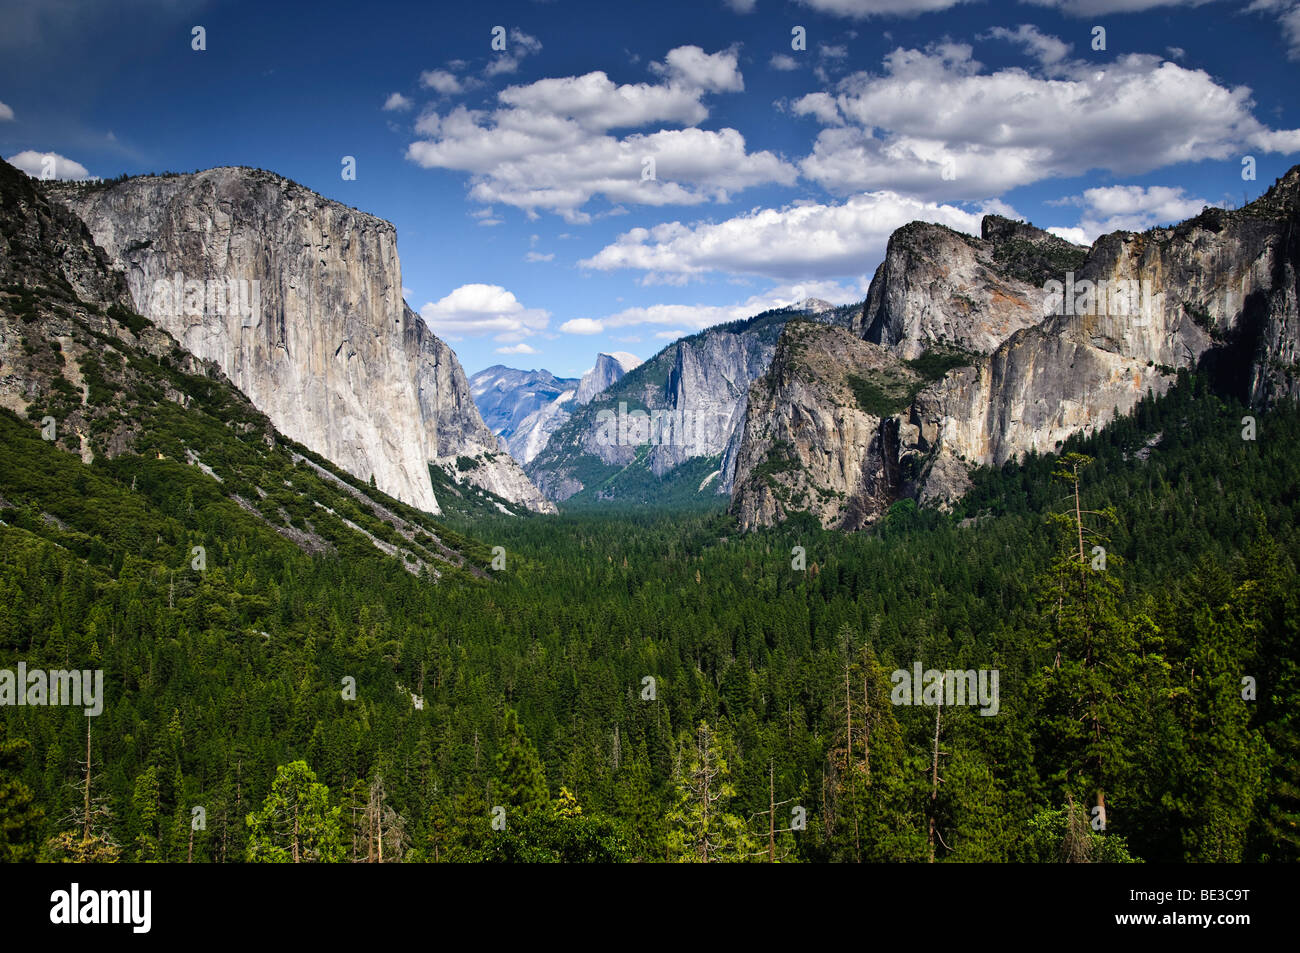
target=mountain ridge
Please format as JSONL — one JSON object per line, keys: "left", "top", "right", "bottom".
{"left": 730, "top": 166, "right": 1300, "bottom": 531}
{"left": 525, "top": 302, "right": 858, "bottom": 503}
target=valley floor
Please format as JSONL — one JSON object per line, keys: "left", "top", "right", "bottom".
{"left": 2, "top": 372, "right": 1298, "bottom": 862}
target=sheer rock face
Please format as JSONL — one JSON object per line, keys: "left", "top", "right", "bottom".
{"left": 56, "top": 167, "right": 555, "bottom": 515}
{"left": 730, "top": 322, "right": 915, "bottom": 532}
{"left": 648, "top": 329, "right": 774, "bottom": 482}
{"left": 922, "top": 200, "right": 1293, "bottom": 471}
{"left": 733, "top": 168, "right": 1300, "bottom": 531}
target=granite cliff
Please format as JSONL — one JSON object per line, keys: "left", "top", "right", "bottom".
{"left": 52, "top": 167, "right": 555, "bottom": 515}
{"left": 732, "top": 168, "right": 1300, "bottom": 531}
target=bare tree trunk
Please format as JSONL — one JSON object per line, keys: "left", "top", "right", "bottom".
{"left": 1074, "top": 467, "right": 1086, "bottom": 582}
{"left": 83, "top": 721, "right": 91, "bottom": 841}
{"left": 235, "top": 760, "right": 242, "bottom": 854}
{"left": 759, "top": 759, "right": 769, "bottom": 863}
{"left": 845, "top": 663, "right": 852, "bottom": 768}
{"left": 928, "top": 686, "right": 943, "bottom": 864}
{"left": 701, "top": 727, "right": 711, "bottom": 864}
{"left": 862, "top": 672, "right": 871, "bottom": 784}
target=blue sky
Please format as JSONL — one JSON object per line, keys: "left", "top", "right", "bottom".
{"left": 2, "top": 0, "right": 1299, "bottom": 378}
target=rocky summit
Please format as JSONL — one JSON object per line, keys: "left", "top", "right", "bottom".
{"left": 731, "top": 166, "right": 1300, "bottom": 531}
{"left": 574, "top": 351, "right": 641, "bottom": 406}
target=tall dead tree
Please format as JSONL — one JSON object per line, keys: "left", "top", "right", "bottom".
{"left": 747, "top": 760, "right": 797, "bottom": 862}
{"left": 46, "top": 720, "right": 119, "bottom": 861}
{"left": 928, "top": 676, "right": 946, "bottom": 864}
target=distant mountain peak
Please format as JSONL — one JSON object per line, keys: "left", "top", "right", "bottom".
{"left": 603, "top": 351, "right": 642, "bottom": 372}
{"left": 793, "top": 298, "right": 835, "bottom": 314}
{"left": 575, "top": 352, "right": 640, "bottom": 406}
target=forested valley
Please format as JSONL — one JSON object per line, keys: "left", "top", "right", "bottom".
{"left": 2, "top": 368, "right": 1297, "bottom": 863}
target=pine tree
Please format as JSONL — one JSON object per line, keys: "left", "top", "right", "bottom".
{"left": 1025, "top": 799, "right": 1138, "bottom": 863}
{"left": 362, "top": 772, "right": 407, "bottom": 862}
{"left": 495, "top": 709, "right": 549, "bottom": 817}
{"left": 42, "top": 720, "right": 119, "bottom": 863}
{"left": 821, "top": 636, "right": 919, "bottom": 862}
{"left": 245, "top": 761, "right": 343, "bottom": 863}
{"left": 446, "top": 784, "right": 493, "bottom": 861}
{"left": 131, "top": 766, "right": 161, "bottom": 862}
{"left": 666, "top": 722, "right": 755, "bottom": 862}
{"left": 0, "top": 727, "right": 44, "bottom": 862}
{"left": 614, "top": 753, "right": 662, "bottom": 860}
{"left": 1033, "top": 453, "right": 1147, "bottom": 835}
{"left": 1261, "top": 714, "right": 1300, "bottom": 860}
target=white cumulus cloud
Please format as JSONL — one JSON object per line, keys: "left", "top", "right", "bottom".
{"left": 485, "top": 28, "right": 543, "bottom": 77}
{"left": 798, "top": 0, "right": 973, "bottom": 16}
{"left": 420, "top": 70, "right": 462, "bottom": 94}
{"left": 496, "top": 71, "right": 712, "bottom": 130}
{"left": 1048, "top": 184, "right": 1221, "bottom": 243}
{"left": 650, "top": 45, "right": 744, "bottom": 93}
{"left": 405, "top": 46, "right": 794, "bottom": 222}
{"left": 791, "top": 42, "right": 1300, "bottom": 201}
{"left": 581, "top": 191, "right": 997, "bottom": 281}
{"left": 6, "top": 150, "right": 91, "bottom": 180}
{"left": 982, "top": 24, "right": 1071, "bottom": 65}
{"left": 383, "top": 92, "right": 413, "bottom": 111}
{"left": 565, "top": 279, "right": 868, "bottom": 338}
{"left": 560, "top": 317, "right": 606, "bottom": 335}
{"left": 419, "top": 284, "right": 550, "bottom": 340}
{"left": 1022, "top": 0, "right": 1214, "bottom": 14}
{"left": 1246, "top": 0, "right": 1300, "bottom": 59}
